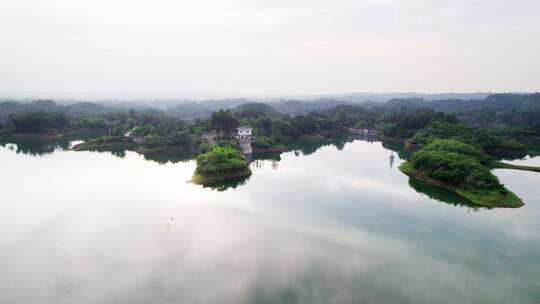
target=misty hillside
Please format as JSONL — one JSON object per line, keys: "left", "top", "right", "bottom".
{"left": 232, "top": 103, "right": 281, "bottom": 118}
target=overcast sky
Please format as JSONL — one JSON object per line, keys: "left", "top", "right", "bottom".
{"left": 1, "top": 0, "right": 539, "bottom": 99}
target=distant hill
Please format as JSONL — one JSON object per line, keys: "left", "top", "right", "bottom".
{"left": 271, "top": 92, "right": 492, "bottom": 103}
{"left": 166, "top": 98, "right": 250, "bottom": 120}
{"left": 269, "top": 99, "right": 358, "bottom": 114}
{"left": 0, "top": 100, "right": 122, "bottom": 124}
{"left": 339, "top": 92, "right": 491, "bottom": 102}
{"left": 165, "top": 98, "right": 360, "bottom": 119}
{"left": 380, "top": 93, "right": 540, "bottom": 112}
{"left": 233, "top": 103, "right": 280, "bottom": 118}
{"left": 2, "top": 93, "right": 537, "bottom": 125}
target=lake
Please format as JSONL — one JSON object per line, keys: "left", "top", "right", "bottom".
{"left": 1, "top": 137, "right": 539, "bottom": 304}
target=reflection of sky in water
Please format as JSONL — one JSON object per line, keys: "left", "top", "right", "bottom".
{"left": 504, "top": 155, "right": 540, "bottom": 167}
{"left": 0, "top": 140, "right": 539, "bottom": 304}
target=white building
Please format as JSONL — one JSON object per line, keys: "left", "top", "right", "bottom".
{"left": 237, "top": 126, "right": 253, "bottom": 154}
{"left": 237, "top": 126, "right": 252, "bottom": 143}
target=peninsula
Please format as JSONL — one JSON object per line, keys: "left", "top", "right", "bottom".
{"left": 399, "top": 130, "right": 525, "bottom": 208}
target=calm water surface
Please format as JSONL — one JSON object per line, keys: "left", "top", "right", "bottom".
{"left": 0, "top": 138, "right": 539, "bottom": 304}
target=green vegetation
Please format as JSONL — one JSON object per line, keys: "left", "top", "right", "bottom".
{"left": 252, "top": 136, "right": 287, "bottom": 152}
{"left": 382, "top": 93, "right": 540, "bottom": 128}
{"left": 406, "top": 121, "right": 525, "bottom": 154}
{"left": 9, "top": 111, "right": 70, "bottom": 134}
{"left": 400, "top": 139, "right": 524, "bottom": 208}
{"left": 190, "top": 146, "right": 251, "bottom": 185}
{"left": 72, "top": 136, "right": 138, "bottom": 151}
{"left": 377, "top": 109, "right": 458, "bottom": 139}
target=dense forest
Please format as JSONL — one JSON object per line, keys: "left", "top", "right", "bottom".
{"left": 1, "top": 93, "right": 539, "bottom": 154}
{"left": 2, "top": 93, "right": 539, "bottom": 128}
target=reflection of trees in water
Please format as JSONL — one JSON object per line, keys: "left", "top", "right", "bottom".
{"left": 489, "top": 149, "right": 529, "bottom": 162}
{"left": 143, "top": 152, "right": 194, "bottom": 165}
{"left": 109, "top": 149, "right": 126, "bottom": 158}
{"left": 408, "top": 178, "right": 487, "bottom": 211}
{"left": 203, "top": 175, "right": 250, "bottom": 192}
{"left": 381, "top": 140, "right": 410, "bottom": 160}
{"left": 250, "top": 153, "right": 281, "bottom": 170}
{"left": 251, "top": 159, "right": 280, "bottom": 170}
{"left": 0, "top": 130, "right": 106, "bottom": 157}
{"left": 285, "top": 134, "right": 354, "bottom": 156}
{"left": 0, "top": 138, "right": 70, "bottom": 156}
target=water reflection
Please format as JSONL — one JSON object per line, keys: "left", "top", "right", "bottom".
{"left": 201, "top": 175, "right": 251, "bottom": 192}
{"left": 1, "top": 133, "right": 533, "bottom": 210}
{"left": 284, "top": 134, "right": 354, "bottom": 156}
{"left": 0, "top": 138, "right": 539, "bottom": 303}
{"left": 381, "top": 140, "right": 411, "bottom": 159}
{"left": 504, "top": 155, "right": 540, "bottom": 167}
{"left": 0, "top": 130, "right": 105, "bottom": 156}
{"left": 408, "top": 178, "right": 485, "bottom": 211}
{"left": 143, "top": 152, "right": 194, "bottom": 164}
{"left": 0, "top": 137, "right": 71, "bottom": 156}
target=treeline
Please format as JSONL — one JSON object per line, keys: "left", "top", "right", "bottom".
{"left": 0, "top": 99, "right": 168, "bottom": 128}
{"left": 8, "top": 111, "right": 68, "bottom": 133}
{"left": 4, "top": 94, "right": 540, "bottom": 156}
{"left": 1, "top": 102, "right": 176, "bottom": 135}
{"left": 376, "top": 108, "right": 458, "bottom": 138}
{"left": 208, "top": 104, "right": 380, "bottom": 139}
{"left": 381, "top": 93, "right": 540, "bottom": 128}
{"left": 3, "top": 92, "right": 540, "bottom": 127}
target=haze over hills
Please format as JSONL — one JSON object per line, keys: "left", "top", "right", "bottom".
{"left": 268, "top": 92, "right": 493, "bottom": 102}
{"left": 0, "top": 91, "right": 494, "bottom": 105}
{"left": 1, "top": 92, "right": 538, "bottom": 126}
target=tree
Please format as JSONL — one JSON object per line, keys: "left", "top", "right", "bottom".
{"left": 143, "top": 135, "right": 167, "bottom": 148}
{"left": 167, "top": 130, "right": 191, "bottom": 146}
{"left": 9, "top": 111, "right": 70, "bottom": 133}
{"left": 210, "top": 110, "right": 239, "bottom": 131}
{"left": 332, "top": 111, "right": 347, "bottom": 129}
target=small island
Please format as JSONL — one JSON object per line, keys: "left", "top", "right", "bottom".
{"left": 190, "top": 146, "right": 252, "bottom": 185}
{"left": 399, "top": 138, "right": 524, "bottom": 208}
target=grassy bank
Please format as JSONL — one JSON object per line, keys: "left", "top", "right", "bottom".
{"left": 400, "top": 162, "right": 524, "bottom": 208}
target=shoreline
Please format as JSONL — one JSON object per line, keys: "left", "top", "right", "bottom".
{"left": 399, "top": 162, "right": 524, "bottom": 208}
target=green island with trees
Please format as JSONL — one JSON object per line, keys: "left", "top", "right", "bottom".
{"left": 190, "top": 145, "right": 252, "bottom": 185}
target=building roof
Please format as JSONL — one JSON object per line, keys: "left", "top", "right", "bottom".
{"left": 238, "top": 126, "right": 253, "bottom": 130}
